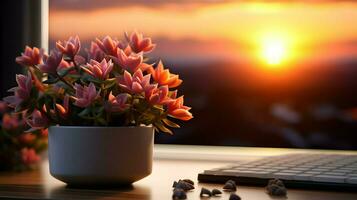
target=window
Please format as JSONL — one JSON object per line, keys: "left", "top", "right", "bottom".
{"left": 50, "top": 1, "right": 357, "bottom": 149}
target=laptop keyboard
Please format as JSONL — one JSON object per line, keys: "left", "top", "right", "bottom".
{"left": 198, "top": 153, "right": 357, "bottom": 190}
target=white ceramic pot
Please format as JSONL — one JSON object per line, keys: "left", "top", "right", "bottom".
{"left": 48, "top": 126, "right": 154, "bottom": 186}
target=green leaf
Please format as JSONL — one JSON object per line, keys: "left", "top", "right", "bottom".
{"left": 66, "top": 74, "right": 81, "bottom": 79}
{"left": 58, "top": 66, "right": 75, "bottom": 77}
{"left": 78, "top": 108, "right": 91, "bottom": 117}
{"left": 96, "top": 117, "right": 107, "bottom": 125}
{"left": 103, "top": 78, "right": 117, "bottom": 90}
{"left": 103, "top": 78, "right": 117, "bottom": 84}
{"left": 63, "top": 55, "right": 72, "bottom": 61}
{"left": 86, "top": 77, "right": 102, "bottom": 84}
{"left": 43, "top": 77, "right": 59, "bottom": 84}
{"left": 154, "top": 122, "right": 173, "bottom": 135}
{"left": 162, "top": 118, "right": 180, "bottom": 128}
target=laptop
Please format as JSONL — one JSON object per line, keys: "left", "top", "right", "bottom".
{"left": 43, "top": 0, "right": 357, "bottom": 191}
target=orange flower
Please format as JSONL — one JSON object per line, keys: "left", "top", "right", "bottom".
{"left": 21, "top": 148, "right": 40, "bottom": 165}
{"left": 145, "top": 85, "right": 170, "bottom": 105}
{"left": 166, "top": 95, "right": 192, "bottom": 121}
{"left": 55, "top": 95, "right": 70, "bottom": 118}
{"left": 148, "top": 61, "right": 182, "bottom": 88}
{"left": 18, "top": 133, "right": 36, "bottom": 144}
{"left": 2, "top": 113, "right": 21, "bottom": 130}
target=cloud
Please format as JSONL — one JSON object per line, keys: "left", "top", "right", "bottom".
{"left": 50, "top": 0, "right": 352, "bottom": 11}
{"left": 50, "top": 0, "right": 232, "bottom": 11}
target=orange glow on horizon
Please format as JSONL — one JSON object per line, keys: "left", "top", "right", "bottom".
{"left": 49, "top": 2, "right": 357, "bottom": 67}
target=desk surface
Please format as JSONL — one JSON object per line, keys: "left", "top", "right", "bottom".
{"left": 1, "top": 147, "right": 357, "bottom": 200}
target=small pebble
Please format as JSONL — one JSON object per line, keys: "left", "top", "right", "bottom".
{"left": 182, "top": 179, "right": 195, "bottom": 185}
{"left": 268, "top": 179, "right": 285, "bottom": 187}
{"left": 223, "top": 180, "right": 237, "bottom": 191}
{"left": 266, "top": 184, "right": 287, "bottom": 196}
{"left": 200, "top": 187, "right": 212, "bottom": 197}
{"left": 229, "top": 193, "right": 241, "bottom": 200}
{"left": 266, "top": 179, "right": 287, "bottom": 197}
{"left": 226, "top": 180, "right": 236, "bottom": 185}
{"left": 211, "top": 188, "right": 222, "bottom": 196}
{"left": 175, "top": 180, "right": 195, "bottom": 191}
{"left": 172, "top": 188, "right": 187, "bottom": 199}
{"left": 173, "top": 181, "right": 178, "bottom": 187}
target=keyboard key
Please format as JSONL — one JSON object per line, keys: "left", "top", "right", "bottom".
{"left": 347, "top": 173, "right": 357, "bottom": 177}
{"left": 340, "top": 167, "right": 357, "bottom": 171}
{"left": 332, "top": 169, "right": 352, "bottom": 173}
{"left": 323, "top": 172, "right": 345, "bottom": 176}
{"left": 272, "top": 166, "right": 288, "bottom": 170}
{"left": 280, "top": 170, "right": 302, "bottom": 174}
{"left": 221, "top": 170, "right": 270, "bottom": 178}
{"left": 317, "top": 166, "right": 336, "bottom": 169}
{"left": 291, "top": 167, "right": 310, "bottom": 171}
{"left": 273, "top": 173, "right": 296, "bottom": 179}
{"left": 305, "top": 171, "right": 322, "bottom": 174}
{"left": 346, "top": 177, "right": 357, "bottom": 184}
{"left": 312, "top": 175, "right": 347, "bottom": 183}
{"left": 311, "top": 168, "right": 329, "bottom": 172}
{"left": 294, "top": 174, "right": 314, "bottom": 181}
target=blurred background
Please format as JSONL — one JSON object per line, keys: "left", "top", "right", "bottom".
{"left": 2, "top": 0, "right": 357, "bottom": 150}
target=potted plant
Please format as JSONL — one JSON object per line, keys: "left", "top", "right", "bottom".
{"left": 3, "top": 32, "right": 193, "bottom": 185}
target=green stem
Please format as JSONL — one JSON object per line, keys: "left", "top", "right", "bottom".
{"left": 70, "top": 57, "right": 81, "bottom": 73}
{"left": 56, "top": 73, "right": 74, "bottom": 90}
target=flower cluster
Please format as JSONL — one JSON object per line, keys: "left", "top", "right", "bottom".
{"left": 0, "top": 101, "right": 47, "bottom": 171}
{"left": 3, "top": 32, "right": 192, "bottom": 134}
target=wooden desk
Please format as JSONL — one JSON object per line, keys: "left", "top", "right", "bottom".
{"left": 1, "top": 147, "right": 357, "bottom": 200}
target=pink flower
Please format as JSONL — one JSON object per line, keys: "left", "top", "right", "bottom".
{"left": 39, "top": 51, "right": 63, "bottom": 74}
{"left": 18, "top": 133, "right": 36, "bottom": 144}
{"left": 148, "top": 60, "right": 182, "bottom": 88}
{"left": 119, "top": 44, "right": 133, "bottom": 56}
{"left": 166, "top": 96, "right": 192, "bottom": 121}
{"left": 21, "top": 148, "right": 40, "bottom": 165}
{"left": 95, "top": 36, "right": 121, "bottom": 56}
{"left": 107, "top": 92, "right": 130, "bottom": 112}
{"left": 117, "top": 70, "right": 155, "bottom": 94}
{"left": 56, "top": 36, "right": 81, "bottom": 58}
{"left": 73, "top": 83, "right": 99, "bottom": 108}
{"left": 57, "top": 59, "right": 76, "bottom": 74}
{"left": 114, "top": 49, "right": 143, "bottom": 72}
{"left": 2, "top": 113, "right": 21, "bottom": 130}
{"left": 82, "top": 59, "right": 113, "bottom": 80}
{"left": 0, "top": 101, "right": 8, "bottom": 113}
{"left": 3, "top": 73, "right": 33, "bottom": 108}
{"left": 145, "top": 85, "right": 170, "bottom": 105}
{"left": 129, "top": 31, "right": 156, "bottom": 53}
{"left": 88, "top": 42, "right": 105, "bottom": 62}
{"left": 27, "top": 109, "right": 49, "bottom": 130}
{"left": 15, "top": 46, "right": 43, "bottom": 66}
{"left": 55, "top": 95, "right": 70, "bottom": 118}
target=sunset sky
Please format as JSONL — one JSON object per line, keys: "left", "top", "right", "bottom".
{"left": 50, "top": 0, "right": 357, "bottom": 68}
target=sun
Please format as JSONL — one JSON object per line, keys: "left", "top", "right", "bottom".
{"left": 261, "top": 36, "right": 287, "bottom": 66}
